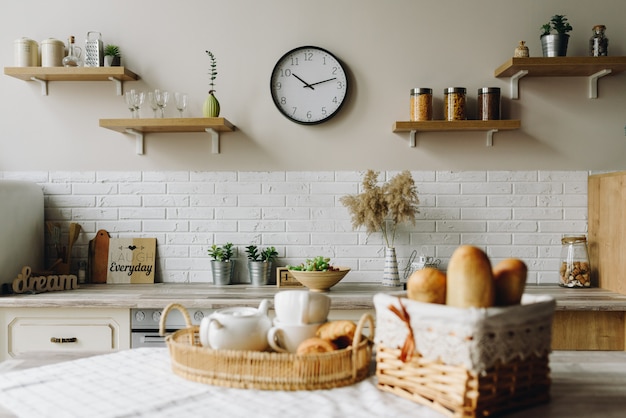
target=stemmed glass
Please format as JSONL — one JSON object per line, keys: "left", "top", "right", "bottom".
{"left": 125, "top": 90, "right": 137, "bottom": 118}
{"left": 174, "top": 92, "right": 188, "bottom": 117}
{"left": 133, "top": 91, "right": 145, "bottom": 118}
{"left": 154, "top": 89, "right": 169, "bottom": 118}
{"left": 147, "top": 91, "right": 158, "bottom": 118}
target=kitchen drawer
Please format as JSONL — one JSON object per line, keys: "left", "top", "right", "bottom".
{"left": 1, "top": 308, "right": 130, "bottom": 360}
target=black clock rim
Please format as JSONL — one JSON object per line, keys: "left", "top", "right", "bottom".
{"left": 270, "top": 45, "right": 349, "bottom": 125}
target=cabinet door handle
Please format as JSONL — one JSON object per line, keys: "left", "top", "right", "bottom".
{"left": 50, "top": 337, "right": 78, "bottom": 344}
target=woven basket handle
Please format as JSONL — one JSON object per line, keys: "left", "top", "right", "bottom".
{"left": 351, "top": 313, "right": 375, "bottom": 378}
{"left": 159, "top": 303, "right": 193, "bottom": 336}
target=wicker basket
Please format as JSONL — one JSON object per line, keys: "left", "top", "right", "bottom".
{"left": 159, "top": 303, "right": 375, "bottom": 390}
{"left": 374, "top": 293, "right": 555, "bottom": 418}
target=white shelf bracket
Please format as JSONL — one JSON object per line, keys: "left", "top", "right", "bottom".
{"left": 510, "top": 70, "right": 528, "bottom": 100}
{"left": 31, "top": 77, "right": 48, "bottom": 96}
{"left": 588, "top": 69, "right": 611, "bottom": 99}
{"left": 486, "top": 129, "right": 498, "bottom": 147}
{"left": 409, "top": 130, "right": 417, "bottom": 148}
{"left": 206, "top": 128, "right": 220, "bottom": 154}
{"left": 107, "top": 77, "right": 123, "bottom": 95}
{"left": 125, "top": 128, "right": 144, "bottom": 155}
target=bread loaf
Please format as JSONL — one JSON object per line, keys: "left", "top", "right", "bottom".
{"left": 406, "top": 267, "right": 446, "bottom": 304}
{"left": 493, "top": 258, "right": 527, "bottom": 306}
{"left": 445, "top": 245, "right": 495, "bottom": 308}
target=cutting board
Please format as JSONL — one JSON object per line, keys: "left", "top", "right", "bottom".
{"left": 89, "top": 230, "right": 110, "bottom": 284}
{"left": 588, "top": 171, "right": 626, "bottom": 295}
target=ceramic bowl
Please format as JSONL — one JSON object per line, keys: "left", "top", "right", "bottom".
{"left": 288, "top": 268, "right": 350, "bottom": 292}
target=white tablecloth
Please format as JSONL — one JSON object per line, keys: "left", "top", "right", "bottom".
{"left": 2, "top": 349, "right": 626, "bottom": 418}
{"left": 0, "top": 348, "right": 430, "bottom": 418}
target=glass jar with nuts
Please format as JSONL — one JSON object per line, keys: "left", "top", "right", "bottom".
{"left": 444, "top": 87, "right": 466, "bottom": 121}
{"left": 559, "top": 235, "right": 591, "bottom": 288}
{"left": 410, "top": 88, "right": 433, "bottom": 121}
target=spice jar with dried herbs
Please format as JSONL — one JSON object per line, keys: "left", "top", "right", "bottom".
{"left": 444, "top": 87, "right": 466, "bottom": 121}
{"left": 559, "top": 235, "right": 591, "bottom": 288}
{"left": 477, "top": 87, "right": 501, "bottom": 120}
{"left": 410, "top": 88, "right": 432, "bottom": 121}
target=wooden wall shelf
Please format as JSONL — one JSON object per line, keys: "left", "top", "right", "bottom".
{"left": 4, "top": 66, "right": 139, "bottom": 96}
{"left": 494, "top": 56, "right": 626, "bottom": 99}
{"left": 393, "top": 120, "right": 521, "bottom": 147}
{"left": 99, "top": 117, "right": 235, "bottom": 155}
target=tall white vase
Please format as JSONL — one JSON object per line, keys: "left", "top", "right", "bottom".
{"left": 382, "top": 247, "right": 402, "bottom": 287}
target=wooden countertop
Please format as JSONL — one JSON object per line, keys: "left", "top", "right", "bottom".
{"left": 1, "top": 283, "right": 626, "bottom": 311}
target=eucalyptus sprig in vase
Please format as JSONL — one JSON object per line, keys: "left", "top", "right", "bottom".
{"left": 340, "top": 170, "right": 420, "bottom": 287}
{"left": 203, "top": 50, "right": 220, "bottom": 117}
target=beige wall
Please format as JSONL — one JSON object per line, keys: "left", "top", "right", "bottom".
{"left": 1, "top": 0, "right": 625, "bottom": 171}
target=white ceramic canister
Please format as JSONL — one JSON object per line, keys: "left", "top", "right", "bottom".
{"left": 14, "top": 38, "right": 39, "bottom": 67}
{"left": 41, "top": 38, "right": 65, "bottom": 67}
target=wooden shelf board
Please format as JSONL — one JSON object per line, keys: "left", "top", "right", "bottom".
{"left": 4, "top": 66, "right": 139, "bottom": 82}
{"left": 99, "top": 117, "right": 235, "bottom": 134}
{"left": 393, "top": 120, "right": 521, "bottom": 133}
{"left": 495, "top": 56, "right": 626, "bottom": 78}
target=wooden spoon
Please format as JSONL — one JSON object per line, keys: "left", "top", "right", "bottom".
{"left": 66, "top": 223, "right": 82, "bottom": 264}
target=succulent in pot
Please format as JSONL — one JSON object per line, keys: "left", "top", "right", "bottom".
{"left": 540, "top": 14, "right": 573, "bottom": 57}
{"left": 245, "top": 245, "right": 278, "bottom": 286}
{"left": 208, "top": 243, "right": 234, "bottom": 286}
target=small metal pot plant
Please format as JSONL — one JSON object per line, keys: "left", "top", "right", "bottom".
{"left": 245, "top": 245, "right": 278, "bottom": 286}
{"left": 208, "top": 243, "right": 234, "bottom": 286}
{"left": 540, "top": 14, "right": 573, "bottom": 57}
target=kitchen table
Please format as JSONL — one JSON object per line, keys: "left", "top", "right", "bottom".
{"left": 0, "top": 349, "right": 625, "bottom": 418}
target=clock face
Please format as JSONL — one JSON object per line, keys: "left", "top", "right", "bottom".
{"left": 270, "top": 46, "right": 349, "bottom": 125}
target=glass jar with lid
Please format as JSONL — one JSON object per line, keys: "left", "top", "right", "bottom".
{"left": 410, "top": 88, "right": 432, "bottom": 121}
{"left": 589, "top": 25, "right": 608, "bottom": 56}
{"left": 444, "top": 87, "right": 466, "bottom": 121}
{"left": 559, "top": 235, "right": 591, "bottom": 288}
{"left": 477, "top": 87, "right": 501, "bottom": 120}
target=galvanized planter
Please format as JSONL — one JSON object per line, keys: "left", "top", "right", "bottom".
{"left": 541, "top": 34, "right": 570, "bottom": 57}
{"left": 211, "top": 260, "right": 234, "bottom": 286}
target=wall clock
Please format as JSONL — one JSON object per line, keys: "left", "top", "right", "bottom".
{"left": 270, "top": 46, "right": 349, "bottom": 125}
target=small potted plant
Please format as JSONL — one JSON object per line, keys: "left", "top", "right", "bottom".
{"left": 245, "top": 245, "right": 278, "bottom": 286}
{"left": 540, "top": 14, "right": 573, "bottom": 57}
{"left": 203, "top": 50, "right": 220, "bottom": 117}
{"left": 103, "top": 44, "right": 121, "bottom": 67}
{"left": 207, "top": 243, "right": 234, "bottom": 286}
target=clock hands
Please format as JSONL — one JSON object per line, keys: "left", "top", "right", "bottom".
{"left": 306, "top": 77, "right": 337, "bottom": 88}
{"left": 292, "top": 74, "right": 314, "bottom": 90}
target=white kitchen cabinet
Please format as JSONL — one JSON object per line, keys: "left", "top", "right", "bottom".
{"left": 0, "top": 307, "right": 130, "bottom": 361}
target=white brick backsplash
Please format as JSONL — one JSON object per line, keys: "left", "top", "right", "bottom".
{"left": 0, "top": 170, "right": 592, "bottom": 285}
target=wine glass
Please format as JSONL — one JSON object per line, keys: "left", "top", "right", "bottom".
{"left": 133, "top": 91, "right": 145, "bottom": 118}
{"left": 147, "top": 91, "right": 158, "bottom": 118}
{"left": 125, "top": 90, "right": 137, "bottom": 118}
{"left": 174, "top": 92, "right": 188, "bottom": 117}
{"left": 154, "top": 89, "right": 169, "bottom": 118}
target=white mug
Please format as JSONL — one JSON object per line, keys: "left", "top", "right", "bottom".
{"left": 267, "top": 320, "right": 323, "bottom": 353}
{"left": 274, "top": 290, "right": 330, "bottom": 325}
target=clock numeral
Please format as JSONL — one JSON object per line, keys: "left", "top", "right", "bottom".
{"left": 275, "top": 81, "right": 282, "bottom": 90}
{"left": 280, "top": 97, "right": 287, "bottom": 105}
{"left": 304, "top": 52, "right": 313, "bottom": 61}
{"left": 336, "top": 81, "right": 344, "bottom": 90}
{"left": 280, "top": 69, "right": 292, "bottom": 77}
{"left": 290, "top": 57, "right": 299, "bottom": 66}
{"left": 321, "top": 107, "right": 327, "bottom": 116}
{"left": 332, "top": 66, "right": 338, "bottom": 75}
{"left": 306, "top": 111, "right": 312, "bottom": 120}
{"left": 291, "top": 107, "right": 297, "bottom": 116}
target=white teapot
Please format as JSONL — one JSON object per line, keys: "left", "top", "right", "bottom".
{"left": 199, "top": 299, "right": 271, "bottom": 351}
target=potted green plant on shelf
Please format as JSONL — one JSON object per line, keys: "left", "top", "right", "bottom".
{"left": 203, "top": 50, "right": 220, "bottom": 117}
{"left": 103, "top": 44, "right": 121, "bottom": 67}
{"left": 245, "top": 245, "right": 278, "bottom": 286}
{"left": 540, "top": 14, "right": 573, "bottom": 57}
{"left": 208, "top": 243, "right": 234, "bottom": 286}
